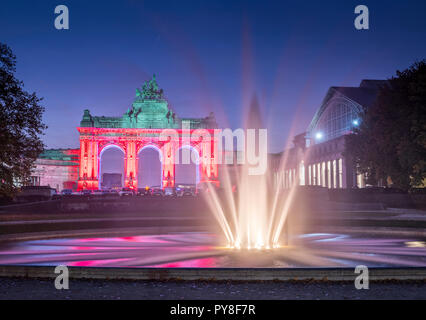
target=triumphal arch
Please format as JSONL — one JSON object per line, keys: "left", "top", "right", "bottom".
{"left": 77, "top": 75, "right": 219, "bottom": 190}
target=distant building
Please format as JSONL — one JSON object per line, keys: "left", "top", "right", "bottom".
{"left": 30, "top": 149, "right": 79, "bottom": 191}
{"left": 273, "top": 80, "right": 388, "bottom": 189}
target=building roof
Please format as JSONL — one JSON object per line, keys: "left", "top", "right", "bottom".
{"left": 331, "top": 80, "right": 388, "bottom": 109}
{"left": 38, "top": 149, "right": 79, "bottom": 164}
{"left": 332, "top": 86, "right": 378, "bottom": 109}
{"left": 306, "top": 79, "right": 386, "bottom": 141}
{"left": 359, "top": 79, "right": 389, "bottom": 89}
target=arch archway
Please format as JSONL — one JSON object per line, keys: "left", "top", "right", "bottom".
{"left": 175, "top": 146, "right": 200, "bottom": 186}
{"left": 99, "top": 145, "right": 125, "bottom": 190}
{"left": 137, "top": 145, "right": 163, "bottom": 188}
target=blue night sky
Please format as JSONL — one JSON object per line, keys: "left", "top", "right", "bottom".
{"left": 1, "top": 0, "right": 425, "bottom": 152}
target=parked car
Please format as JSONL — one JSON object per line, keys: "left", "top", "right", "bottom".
{"left": 150, "top": 186, "right": 164, "bottom": 197}
{"left": 92, "top": 190, "right": 103, "bottom": 196}
{"left": 119, "top": 187, "right": 134, "bottom": 196}
{"left": 197, "top": 181, "right": 217, "bottom": 195}
{"left": 164, "top": 187, "right": 177, "bottom": 197}
{"left": 176, "top": 184, "right": 197, "bottom": 197}
{"left": 109, "top": 189, "right": 120, "bottom": 196}
{"left": 61, "top": 189, "right": 73, "bottom": 196}
{"left": 81, "top": 189, "right": 92, "bottom": 196}
{"left": 137, "top": 187, "right": 151, "bottom": 196}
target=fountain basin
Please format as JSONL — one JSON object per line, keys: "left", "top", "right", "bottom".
{"left": 0, "top": 232, "right": 424, "bottom": 268}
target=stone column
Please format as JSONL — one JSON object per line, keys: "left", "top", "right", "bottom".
{"left": 92, "top": 140, "right": 99, "bottom": 189}
{"left": 77, "top": 138, "right": 87, "bottom": 190}
{"left": 161, "top": 140, "right": 176, "bottom": 188}
{"left": 324, "top": 161, "right": 329, "bottom": 188}
{"left": 125, "top": 140, "right": 137, "bottom": 189}
{"left": 77, "top": 138, "right": 99, "bottom": 190}
{"left": 336, "top": 158, "right": 340, "bottom": 189}
{"left": 199, "top": 138, "right": 219, "bottom": 187}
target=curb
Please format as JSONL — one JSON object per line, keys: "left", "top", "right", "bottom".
{"left": 0, "top": 265, "right": 425, "bottom": 281}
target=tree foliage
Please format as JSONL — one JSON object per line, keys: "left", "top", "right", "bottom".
{"left": 0, "top": 43, "right": 46, "bottom": 198}
{"left": 345, "top": 61, "right": 426, "bottom": 190}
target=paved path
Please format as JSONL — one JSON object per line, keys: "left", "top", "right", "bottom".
{"left": 0, "top": 277, "right": 424, "bottom": 300}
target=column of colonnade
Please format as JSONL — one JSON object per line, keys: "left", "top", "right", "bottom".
{"left": 77, "top": 138, "right": 99, "bottom": 190}
{"left": 304, "top": 158, "right": 343, "bottom": 189}
{"left": 124, "top": 140, "right": 137, "bottom": 189}
{"left": 275, "top": 158, "right": 345, "bottom": 191}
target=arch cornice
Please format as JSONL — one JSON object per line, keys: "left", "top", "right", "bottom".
{"left": 98, "top": 141, "right": 126, "bottom": 156}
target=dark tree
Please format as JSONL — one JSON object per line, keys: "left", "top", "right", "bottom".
{"left": 0, "top": 43, "right": 46, "bottom": 199}
{"left": 345, "top": 61, "right": 426, "bottom": 190}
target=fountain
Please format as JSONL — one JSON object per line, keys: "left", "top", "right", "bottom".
{"left": 203, "top": 96, "right": 299, "bottom": 250}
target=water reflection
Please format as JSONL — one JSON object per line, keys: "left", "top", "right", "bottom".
{"left": 0, "top": 233, "right": 425, "bottom": 268}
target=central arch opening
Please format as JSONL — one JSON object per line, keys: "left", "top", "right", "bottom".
{"left": 137, "top": 146, "right": 162, "bottom": 188}
{"left": 99, "top": 145, "right": 125, "bottom": 190}
{"left": 175, "top": 146, "right": 200, "bottom": 186}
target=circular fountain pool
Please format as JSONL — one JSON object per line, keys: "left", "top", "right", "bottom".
{"left": 0, "top": 232, "right": 425, "bottom": 268}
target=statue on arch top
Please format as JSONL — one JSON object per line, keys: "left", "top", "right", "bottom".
{"left": 136, "top": 74, "right": 165, "bottom": 100}
{"left": 150, "top": 74, "right": 159, "bottom": 92}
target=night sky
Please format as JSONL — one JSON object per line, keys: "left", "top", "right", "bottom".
{"left": 1, "top": 0, "right": 425, "bottom": 152}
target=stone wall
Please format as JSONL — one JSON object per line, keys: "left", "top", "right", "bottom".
{"left": 328, "top": 189, "right": 426, "bottom": 209}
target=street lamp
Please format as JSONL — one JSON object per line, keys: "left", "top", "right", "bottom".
{"left": 315, "top": 132, "right": 323, "bottom": 141}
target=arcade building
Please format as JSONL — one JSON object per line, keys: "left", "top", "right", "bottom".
{"left": 272, "top": 79, "right": 387, "bottom": 189}
{"left": 31, "top": 75, "right": 220, "bottom": 191}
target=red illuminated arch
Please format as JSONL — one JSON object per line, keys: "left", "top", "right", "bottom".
{"left": 77, "top": 128, "right": 219, "bottom": 190}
